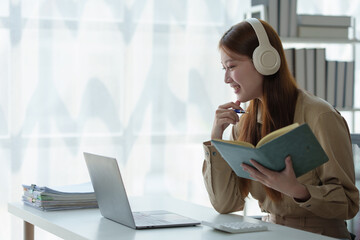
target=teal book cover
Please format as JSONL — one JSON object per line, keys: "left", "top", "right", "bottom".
{"left": 211, "top": 123, "right": 329, "bottom": 180}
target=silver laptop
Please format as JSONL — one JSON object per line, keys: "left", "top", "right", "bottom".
{"left": 84, "top": 152, "right": 200, "bottom": 229}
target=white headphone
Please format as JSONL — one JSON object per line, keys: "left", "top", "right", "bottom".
{"left": 245, "top": 18, "right": 281, "bottom": 75}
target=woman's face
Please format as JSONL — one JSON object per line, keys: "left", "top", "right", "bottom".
{"left": 220, "top": 49, "right": 263, "bottom": 103}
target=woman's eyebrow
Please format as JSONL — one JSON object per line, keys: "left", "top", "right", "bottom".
{"left": 223, "top": 58, "right": 247, "bottom": 64}
{"left": 223, "top": 59, "right": 235, "bottom": 64}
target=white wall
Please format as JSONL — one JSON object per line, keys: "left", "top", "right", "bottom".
{"left": 2, "top": 0, "right": 359, "bottom": 239}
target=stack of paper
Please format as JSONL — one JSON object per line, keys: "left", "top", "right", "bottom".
{"left": 22, "top": 182, "right": 98, "bottom": 211}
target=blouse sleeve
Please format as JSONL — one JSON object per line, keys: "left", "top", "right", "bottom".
{"left": 293, "top": 111, "right": 359, "bottom": 219}
{"left": 202, "top": 126, "right": 245, "bottom": 214}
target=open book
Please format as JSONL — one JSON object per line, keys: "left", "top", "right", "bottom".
{"left": 211, "top": 123, "right": 328, "bottom": 180}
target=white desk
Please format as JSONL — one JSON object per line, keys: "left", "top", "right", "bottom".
{"left": 8, "top": 196, "right": 337, "bottom": 240}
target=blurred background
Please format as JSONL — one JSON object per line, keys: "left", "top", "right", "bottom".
{"left": 2, "top": 0, "right": 360, "bottom": 239}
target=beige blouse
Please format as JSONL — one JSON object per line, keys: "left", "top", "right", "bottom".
{"left": 202, "top": 89, "right": 359, "bottom": 238}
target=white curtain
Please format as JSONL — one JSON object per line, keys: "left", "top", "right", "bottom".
{"left": 3, "top": 0, "right": 359, "bottom": 239}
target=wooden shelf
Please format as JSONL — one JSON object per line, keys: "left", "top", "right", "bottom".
{"left": 281, "top": 37, "right": 360, "bottom": 44}
{"left": 338, "top": 108, "right": 360, "bottom": 112}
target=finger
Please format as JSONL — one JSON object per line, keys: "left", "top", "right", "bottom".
{"left": 285, "top": 156, "right": 292, "bottom": 167}
{"left": 242, "top": 163, "right": 255, "bottom": 171}
{"left": 216, "top": 113, "right": 238, "bottom": 124}
{"left": 217, "top": 118, "right": 236, "bottom": 126}
{"left": 284, "top": 156, "right": 295, "bottom": 175}
{"left": 242, "top": 163, "right": 266, "bottom": 181}
{"left": 216, "top": 108, "right": 239, "bottom": 116}
{"left": 249, "top": 159, "right": 273, "bottom": 176}
{"left": 216, "top": 110, "right": 239, "bottom": 123}
{"left": 234, "top": 100, "right": 246, "bottom": 112}
{"left": 218, "top": 101, "right": 244, "bottom": 110}
{"left": 234, "top": 101, "right": 244, "bottom": 111}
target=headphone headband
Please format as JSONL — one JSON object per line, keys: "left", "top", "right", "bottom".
{"left": 244, "top": 18, "right": 281, "bottom": 75}
{"left": 246, "top": 18, "right": 272, "bottom": 47}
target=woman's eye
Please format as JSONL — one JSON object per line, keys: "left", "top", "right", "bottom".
{"left": 222, "top": 65, "right": 236, "bottom": 71}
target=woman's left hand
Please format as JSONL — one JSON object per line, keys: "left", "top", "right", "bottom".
{"left": 242, "top": 156, "right": 310, "bottom": 201}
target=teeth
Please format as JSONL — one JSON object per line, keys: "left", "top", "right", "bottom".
{"left": 233, "top": 86, "right": 240, "bottom": 90}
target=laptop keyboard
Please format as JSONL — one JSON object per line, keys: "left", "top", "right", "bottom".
{"left": 133, "top": 212, "right": 169, "bottom": 226}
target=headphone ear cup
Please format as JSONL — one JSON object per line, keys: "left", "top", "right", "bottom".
{"left": 252, "top": 45, "right": 281, "bottom": 75}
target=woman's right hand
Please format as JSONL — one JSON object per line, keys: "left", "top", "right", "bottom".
{"left": 211, "top": 101, "right": 243, "bottom": 140}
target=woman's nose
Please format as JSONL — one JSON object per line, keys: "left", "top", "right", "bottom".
{"left": 224, "top": 74, "right": 232, "bottom": 84}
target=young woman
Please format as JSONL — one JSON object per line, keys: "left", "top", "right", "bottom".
{"left": 202, "top": 18, "right": 359, "bottom": 239}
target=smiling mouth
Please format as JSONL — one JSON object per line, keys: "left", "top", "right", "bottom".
{"left": 233, "top": 86, "right": 240, "bottom": 92}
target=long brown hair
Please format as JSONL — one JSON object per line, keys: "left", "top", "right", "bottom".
{"left": 219, "top": 20, "right": 298, "bottom": 201}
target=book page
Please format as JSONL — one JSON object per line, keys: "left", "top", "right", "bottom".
{"left": 256, "top": 123, "right": 299, "bottom": 148}
{"left": 213, "top": 139, "right": 255, "bottom": 148}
